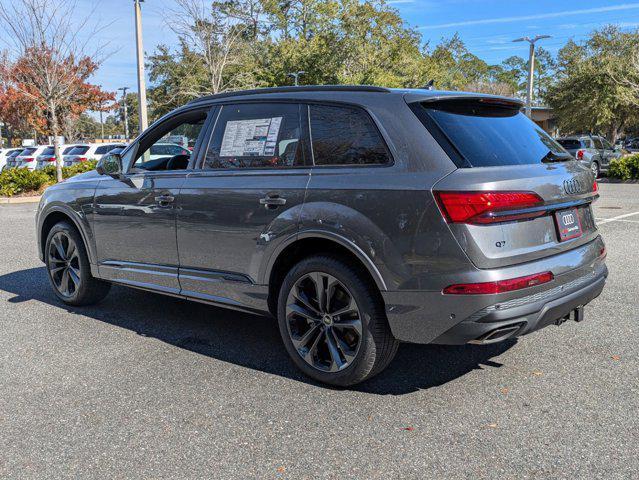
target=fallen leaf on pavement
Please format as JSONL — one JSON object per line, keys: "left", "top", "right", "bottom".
{"left": 402, "top": 426, "right": 414, "bottom": 431}
{"left": 532, "top": 370, "right": 543, "bottom": 376}
{"left": 611, "top": 355, "right": 621, "bottom": 361}
{"left": 500, "top": 387, "right": 509, "bottom": 394}
{"left": 487, "top": 423, "right": 498, "bottom": 428}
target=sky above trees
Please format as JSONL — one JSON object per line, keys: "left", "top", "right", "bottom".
{"left": 20, "top": 0, "right": 638, "bottom": 94}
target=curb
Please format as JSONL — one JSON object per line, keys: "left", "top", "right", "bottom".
{"left": 0, "top": 195, "right": 42, "bottom": 204}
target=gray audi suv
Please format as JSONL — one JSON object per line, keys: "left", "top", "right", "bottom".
{"left": 36, "top": 86, "right": 607, "bottom": 386}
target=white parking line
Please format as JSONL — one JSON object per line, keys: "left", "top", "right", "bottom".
{"left": 596, "top": 211, "right": 639, "bottom": 225}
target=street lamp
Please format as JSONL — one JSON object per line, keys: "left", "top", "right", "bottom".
{"left": 287, "top": 71, "right": 305, "bottom": 86}
{"left": 118, "top": 87, "right": 130, "bottom": 140}
{"left": 134, "top": 0, "right": 148, "bottom": 132}
{"left": 513, "top": 35, "right": 551, "bottom": 118}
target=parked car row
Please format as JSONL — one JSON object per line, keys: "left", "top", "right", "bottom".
{"left": 555, "top": 134, "right": 622, "bottom": 178}
{"left": 0, "top": 142, "right": 127, "bottom": 171}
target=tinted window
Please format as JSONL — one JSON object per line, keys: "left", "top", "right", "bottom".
{"left": 602, "top": 138, "right": 613, "bottom": 150}
{"left": 62, "top": 146, "right": 76, "bottom": 155}
{"left": 95, "top": 144, "right": 122, "bottom": 155}
{"left": 68, "top": 146, "right": 90, "bottom": 155}
{"left": 557, "top": 139, "right": 582, "bottom": 150}
{"left": 419, "top": 101, "right": 568, "bottom": 167}
{"left": 151, "top": 144, "right": 188, "bottom": 156}
{"left": 20, "top": 148, "right": 36, "bottom": 156}
{"left": 309, "top": 105, "right": 390, "bottom": 166}
{"left": 592, "top": 137, "right": 604, "bottom": 150}
{"left": 41, "top": 146, "right": 55, "bottom": 155}
{"left": 205, "top": 103, "right": 306, "bottom": 169}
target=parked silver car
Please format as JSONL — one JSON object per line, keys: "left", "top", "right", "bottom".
{"left": 556, "top": 135, "right": 621, "bottom": 178}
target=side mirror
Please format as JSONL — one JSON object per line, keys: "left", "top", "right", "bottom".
{"left": 96, "top": 153, "right": 123, "bottom": 178}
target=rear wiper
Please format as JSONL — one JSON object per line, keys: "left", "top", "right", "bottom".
{"left": 541, "top": 150, "right": 573, "bottom": 163}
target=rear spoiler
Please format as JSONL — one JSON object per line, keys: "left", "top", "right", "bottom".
{"left": 403, "top": 92, "right": 524, "bottom": 109}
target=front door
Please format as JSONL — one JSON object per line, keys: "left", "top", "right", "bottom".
{"left": 177, "top": 103, "right": 311, "bottom": 310}
{"left": 93, "top": 107, "right": 213, "bottom": 294}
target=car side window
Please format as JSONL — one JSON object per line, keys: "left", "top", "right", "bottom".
{"left": 592, "top": 137, "right": 604, "bottom": 150}
{"left": 309, "top": 104, "right": 391, "bottom": 166}
{"left": 602, "top": 139, "right": 613, "bottom": 150}
{"left": 130, "top": 109, "right": 209, "bottom": 172}
{"left": 203, "top": 103, "right": 307, "bottom": 169}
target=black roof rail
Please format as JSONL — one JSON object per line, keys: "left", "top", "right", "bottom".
{"left": 187, "top": 85, "right": 391, "bottom": 104}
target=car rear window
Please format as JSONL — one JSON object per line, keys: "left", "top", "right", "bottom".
{"left": 95, "top": 144, "right": 122, "bottom": 155}
{"left": 557, "top": 139, "right": 583, "bottom": 150}
{"left": 415, "top": 100, "right": 567, "bottom": 167}
{"left": 41, "top": 146, "right": 55, "bottom": 155}
{"left": 67, "top": 146, "right": 90, "bottom": 155}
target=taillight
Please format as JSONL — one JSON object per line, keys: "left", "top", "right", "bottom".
{"left": 22, "top": 157, "right": 34, "bottom": 162}
{"left": 593, "top": 180, "right": 598, "bottom": 192}
{"left": 78, "top": 157, "right": 87, "bottom": 162}
{"left": 443, "top": 271, "right": 554, "bottom": 295}
{"left": 576, "top": 149, "right": 585, "bottom": 160}
{"left": 47, "top": 156, "right": 56, "bottom": 162}
{"left": 599, "top": 246, "right": 607, "bottom": 259}
{"left": 434, "top": 191, "right": 544, "bottom": 224}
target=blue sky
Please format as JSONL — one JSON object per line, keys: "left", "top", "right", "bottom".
{"left": 52, "top": 1, "right": 639, "bottom": 94}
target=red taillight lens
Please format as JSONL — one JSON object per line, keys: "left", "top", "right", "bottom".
{"left": 443, "top": 271, "right": 554, "bottom": 295}
{"left": 593, "top": 180, "right": 598, "bottom": 192}
{"left": 576, "top": 149, "right": 585, "bottom": 160}
{"left": 22, "top": 157, "right": 34, "bottom": 162}
{"left": 47, "top": 156, "right": 56, "bottom": 162}
{"left": 599, "top": 246, "right": 607, "bottom": 259}
{"left": 434, "top": 191, "right": 544, "bottom": 224}
{"left": 78, "top": 157, "right": 87, "bottom": 162}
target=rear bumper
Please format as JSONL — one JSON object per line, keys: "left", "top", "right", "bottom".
{"left": 430, "top": 266, "right": 606, "bottom": 344}
{"left": 382, "top": 237, "right": 607, "bottom": 344}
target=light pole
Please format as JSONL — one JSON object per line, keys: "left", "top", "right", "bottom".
{"left": 134, "top": 0, "right": 149, "bottom": 132}
{"left": 118, "top": 87, "right": 130, "bottom": 140}
{"left": 287, "top": 71, "right": 305, "bottom": 86}
{"left": 513, "top": 35, "right": 551, "bottom": 118}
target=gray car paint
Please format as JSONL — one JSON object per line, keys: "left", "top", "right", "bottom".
{"left": 36, "top": 87, "right": 607, "bottom": 345}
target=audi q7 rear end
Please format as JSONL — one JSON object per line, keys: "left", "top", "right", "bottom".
{"left": 36, "top": 86, "right": 606, "bottom": 386}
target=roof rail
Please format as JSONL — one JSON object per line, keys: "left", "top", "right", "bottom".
{"left": 187, "top": 85, "right": 391, "bottom": 104}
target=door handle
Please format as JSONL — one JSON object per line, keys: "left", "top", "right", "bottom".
{"left": 154, "top": 194, "right": 175, "bottom": 207}
{"left": 259, "top": 194, "right": 287, "bottom": 209}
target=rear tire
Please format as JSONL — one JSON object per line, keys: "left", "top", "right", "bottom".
{"left": 591, "top": 161, "right": 600, "bottom": 178}
{"left": 45, "top": 221, "right": 111, "bottom": 306}
{"left": 277, "top": 255, "right": 398, "bottom": 387}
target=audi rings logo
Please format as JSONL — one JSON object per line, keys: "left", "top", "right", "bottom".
{"left": 563, "top": 177, "right": 588, "bottom": 195}
{"left": 562, "top": 213, "right": 575, "bottom": 225}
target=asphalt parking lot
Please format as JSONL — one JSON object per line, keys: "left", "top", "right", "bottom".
{"left": 0, "top": 182, "right": 637, "bottom": 479}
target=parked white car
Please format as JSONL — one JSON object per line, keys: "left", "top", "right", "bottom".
{"left": 15, "top": 146, "right": 52, "bottom": 171}
{"left": 35, "top": 144, "right": 82, "bottom": 170}
{"left": 148, "top": 142, "right": 191, "bottom": 160}
{"left": 0, "top": 148, "right": 24, "bottom": 171}
{"left": 62, "top": 143, "right": 126, "bottom": 167}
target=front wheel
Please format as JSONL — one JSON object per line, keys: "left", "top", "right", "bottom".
{"left": 277, "top": 255, "right": 398, "bottom": 386}
{"left": 45, "top": 221, "right": 111, "bottom": 306}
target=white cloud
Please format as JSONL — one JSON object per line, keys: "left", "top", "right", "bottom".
{"left": 419, "top": 3, "right": 639, "bottom": 30}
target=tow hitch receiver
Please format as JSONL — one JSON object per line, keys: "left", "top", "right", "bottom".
{"left": 556, "top": 306, "right": 585, "bottom": 326}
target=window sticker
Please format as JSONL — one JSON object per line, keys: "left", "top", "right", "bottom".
{"left": 219, "top": 117, "right": 282, "bottom": 157}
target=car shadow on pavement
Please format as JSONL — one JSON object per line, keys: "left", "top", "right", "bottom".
{"left": 0, "top": 267, "right": 516, "bottom": 395}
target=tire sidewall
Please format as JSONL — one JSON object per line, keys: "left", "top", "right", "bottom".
{"left": 277, "top": 256, "right": 382, "bottom": 386}
{"left": 45, "top": 222, "right": 91, "bottom": 305}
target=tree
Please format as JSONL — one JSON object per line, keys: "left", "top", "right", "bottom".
{"left": 546, "top": 26, "right": 639, "bottom": 141}
{"left": 0, "top": 0, "right": 113, "bottom": 182}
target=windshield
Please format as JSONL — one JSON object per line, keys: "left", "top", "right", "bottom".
{"left": 418, "top": 100, "right": 569, "bottom": 167}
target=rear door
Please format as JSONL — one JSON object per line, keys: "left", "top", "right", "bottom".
{"left": 177, "top": 102, "right": 311, "bottom": 309}
{"left": 411, "top": 98, "right": 599, "bottom": 269}
{"left": 601, "top": 137, "right": 619, "bottom": 167}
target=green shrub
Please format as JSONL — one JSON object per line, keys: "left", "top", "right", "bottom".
{"left": 0, "top": 160, "right": 97, "bottom": 197}
{"left": 0, "top": 168, "right": 52, "bottom": 196}
{"left": 608, "top": 154, "right": 639, "bottom": 180}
